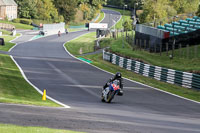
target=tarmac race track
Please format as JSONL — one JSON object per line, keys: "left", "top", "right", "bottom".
{"left": 0, "top": 9, "right": 200, "bottom": 133}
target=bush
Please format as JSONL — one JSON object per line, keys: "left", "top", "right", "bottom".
{"left": 12, "top": 18, "right": 20, "bottom": 23}
{"left": 19, "top": 19, "right": 33, "bottom": 25}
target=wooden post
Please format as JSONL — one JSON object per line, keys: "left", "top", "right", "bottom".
{"left": 172, "top": 39, "right": 175, "bottom": 59}
{"left": 166, "top": 43, "right": 168, "bottom": 56}
{"left": 195, "top": 45, "right": 197, "bottom": 58}
{"left": 179, "top": 43, "right": 182, "bottom": 58}
{"left": 149, "top": 40, "right": 151, "bottom": 52}
{"left": 187, "top": 44, "right": 189, "bottom": 59}
{"left": 136, "top": 39, "right": 138, "bottom": 50}
{"left": 117, "top": 29, "right": 118, "bottom": 38}
{"left": 160, "top": 43, "right": 162, "bottom": 56}
{"left": 144, "top": 40, "right": 146, "bottom": 50}
{"left": 140, "top": 39, "right": 142, "bottom": 51}
{"left": 132, "top": 30, "right": 134, "bottom": 50}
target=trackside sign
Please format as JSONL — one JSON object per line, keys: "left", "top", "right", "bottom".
{"left": 89, "top": 23, "right": 108, "bottom": 29}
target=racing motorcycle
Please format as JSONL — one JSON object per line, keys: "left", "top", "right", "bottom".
{"left": 101, "top": 80, "right": 121, "bottom": 103}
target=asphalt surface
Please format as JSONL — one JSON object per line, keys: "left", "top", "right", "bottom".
{"left": 0, "top": 9, "right": 200, "bottom": 133}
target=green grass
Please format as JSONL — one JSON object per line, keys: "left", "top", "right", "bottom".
{"left": 103, "top": 7, "right": 132, "bottom": 29}
{"left": 0, "top": 54, "right": 59, "bottom": 107}
{"left": 0, "top": 20, "right": 33, "bottom": 30}
{"left": 0, "top": 34, "right": 20, "bottom": 51}
{"left": 100, "top": 37, "right": 200, "bottom": 72}
{"left": 68, "top": 28, "right": 87, "bottom": 32}
{"left": 65, "top": 32, "right": 96, "bottom": 55}
{"left": 65, "top": 31, "right": 200, "bottom": 102}
{"left": 95, "top": 11, "right": 105, "bottom": 23}
{"left": 0, "top": 124, "right": 85, "bottom": 133}
{"left": 0, "top": 29, "right": 12, "bottom": 35}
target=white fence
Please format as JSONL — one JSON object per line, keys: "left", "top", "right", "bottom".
{"left": 43, "top": 22, "right": 65, "bottom": 36}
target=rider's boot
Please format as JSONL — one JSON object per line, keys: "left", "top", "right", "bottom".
{"left": 117, "top": 89, "right": 123, "bottom": 96}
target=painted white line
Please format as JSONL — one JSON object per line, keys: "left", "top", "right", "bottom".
{"left": 0, "top": 102, "right": 66, "bottom": 109}
{"left": 9, "top": 33, "right": 22, "bottom": 52}
{"left": 10, "top": 55, "right": 71, "bottom": 108}
{"left": 99, "top": 10, "right": 106, "bottom": 23}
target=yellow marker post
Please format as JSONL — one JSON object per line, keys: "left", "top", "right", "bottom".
{"left": 42, "top": 89, "right": 46, "bottom": 101}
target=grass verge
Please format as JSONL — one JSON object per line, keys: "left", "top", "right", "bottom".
{"left": 65, "top": 32, "right": 200, "bottom": 102}
{"left": 0, "top": 34, "right": 20, "bottom": 51}
{"left": 0, "top": 36, "right": 59, "bottom": 107}
{"left": 0, "top": 124, "right": 85, "bottom": 133}
{"left": 0, "top": 54, "right": 59, "bottom": 107}
{"left": 65, "top": 32, "right": 96, "bottom": 55}
{"left": 95, "top": 11, "right": 105, "bottom": 23}
{"left": 0, "top": 20, "right": 33, "bottom": 30}
{"left": 100, "top": 36, "right": 200, "bottom": 72}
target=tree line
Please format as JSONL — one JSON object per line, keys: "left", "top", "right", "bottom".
{"left": 107, "top": 0, "right": 200, "bottom": 23}
{"left": 14, "top": 0, "right": 106, "bottom": 23}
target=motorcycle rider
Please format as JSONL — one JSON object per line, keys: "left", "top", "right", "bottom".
{"left": 103, "top": 72, "right": 123, "bottom": 96}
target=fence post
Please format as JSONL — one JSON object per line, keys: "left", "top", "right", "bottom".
{"left": 117, "top": 29, "right": 118, "bottom": 38}
{"left": 144, "top": 40, "right": 146, "bottom": 50}
{"left": 166, "top": 43, "right": 168, "bottom": 56}
{"left": 187, "top": 44, "right": 189, "bottom": 59}
{"left": 132, "top": 30, "right": 135, "bottom": 50}
{"left": 195, "top": 44, "right": 197, "bottom": 58}
{"left": 179, "top": 43, "right": 182, "bottom": 58}
{"left": 140, "top": 39, "right": 142, "bottom": 51}
{"left": 160, "top": 43, "right": 162, "bottom": 56}
{"left": 136, "top": 39, "right": 138, "bottom": 50}
{"left": 172, "top": 39, "right": 175, "bottom": 59}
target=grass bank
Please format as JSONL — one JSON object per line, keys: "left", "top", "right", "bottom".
{"left": 65, "top": 32, "right": 96, "bottom": 55}
{"left": 0, "top": 124, "right": 84, "bottom": 133}
{"left": 0, "top": 35, "right": 59, "bottom": 107}
{"left": 100, "top": 37, "right": 200, "bottom": 72}
{"left": 65, "top": 32, "right": 200, "bottom": 102}
{"left": 0, "top": 54, "right": 59, "bottom": 106}
{"left": 0, "top": 20, "right": 33, "bottom": 30}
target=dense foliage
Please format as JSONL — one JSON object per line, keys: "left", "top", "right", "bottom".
{"left": 14, "top": 0, "right": 106, "bottom": 23}
{"left": 107, "top": 0, "right": 200, "bottom": 23}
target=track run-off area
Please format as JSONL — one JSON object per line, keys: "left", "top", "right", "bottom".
{"left": 0, "top": 9, "right": 200, "bottom": 133}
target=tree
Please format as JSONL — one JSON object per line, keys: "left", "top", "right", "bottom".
{"left": 15, "top": 0, "right": 38, "bottom": 18}
{"left": 53, "top": 0, "right": 78, "bottom": 23}
{"left": 171, "top": 0, "right": 199, "bottom": 14}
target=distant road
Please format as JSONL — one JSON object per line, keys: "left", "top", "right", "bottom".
{"left": 0, "top": 9, "right": 200, "bottom": 133}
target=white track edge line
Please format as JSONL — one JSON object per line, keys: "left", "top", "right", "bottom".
{"left": 9, "top": 33, "right": 22, "bottom": 52}
{"left": 10, "top": 54, "right": 70, "bottom": 109}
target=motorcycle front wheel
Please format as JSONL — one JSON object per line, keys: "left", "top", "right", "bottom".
{"left": 106, "top": 91, "right": 115, "bottom": 103}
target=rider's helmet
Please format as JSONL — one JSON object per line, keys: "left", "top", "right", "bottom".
{"left": 114, "top": 72, "right": 121, "bottom": 79}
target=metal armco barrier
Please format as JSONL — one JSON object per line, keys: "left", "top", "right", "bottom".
{"left": 103, "top": 50, "right": 200, "bottom": 89}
